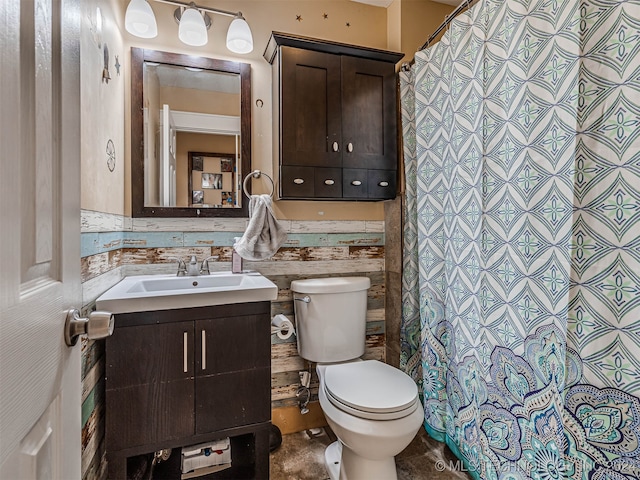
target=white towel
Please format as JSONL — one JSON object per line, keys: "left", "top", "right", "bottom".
{"left": 234, "top": 194, "right": 288, "bottom": 261}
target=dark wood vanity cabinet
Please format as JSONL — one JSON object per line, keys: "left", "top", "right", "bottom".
{"left": 105, "top": 302, "right": 271, "bottom": 479}
{"left": 264, "top": 32, "right": 403, "bottom": 201}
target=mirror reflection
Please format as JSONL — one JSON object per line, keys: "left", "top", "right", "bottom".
{"left": 131, "top": 48, "right": 251, "bottom": 218}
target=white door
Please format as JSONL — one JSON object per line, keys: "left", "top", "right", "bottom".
{"left": 0, "top": 0, "right": 82, "bottom": 478}
{"left": 160, "top": 104, "right": 177, "bottom": 207}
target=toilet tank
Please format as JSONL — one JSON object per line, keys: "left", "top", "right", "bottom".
{"left": 291, "top": 277, "right": 371, "bottom": 363}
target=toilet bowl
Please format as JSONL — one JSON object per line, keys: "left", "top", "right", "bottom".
{"left": 291, "top": 277, "right": 424, "bottom": 480}
{"left": 318, "top": 361, "right": 424, "bottom": 480}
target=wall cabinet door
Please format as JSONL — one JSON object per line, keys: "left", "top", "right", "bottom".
{"left": 280, "top": 46, "right": 342, "bottom": 168}
{"left": 341, "top": 56, "right": 397, "bottom": 171}
{"left": 106, "top": 322, "right": 195, "bottom": 451}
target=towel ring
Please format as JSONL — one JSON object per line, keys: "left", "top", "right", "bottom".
{"left": 242, "top": 170, "right": 275, "bottom": 199}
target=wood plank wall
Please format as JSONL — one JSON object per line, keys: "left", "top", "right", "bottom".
{"left": 79, "top": 211, "right": 385, "bottom": 480}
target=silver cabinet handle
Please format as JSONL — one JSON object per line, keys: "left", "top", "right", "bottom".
{"left": 201, "top": 329, "right": 206, "bottom": 371}
{"left": 183, "top": 331, "right": 188, "bottom": 373}
{"left": 379, "top": 181, "right": 389, "bottom": 187}
{"left": 293, "top": 178, "right": 304, "bottom": 185}
{"left": 351, "top": 180, "right": 362, "bottom": 186}
{"left": 332, "top": 141, "right": 339, "bottom": 152}
{"left": 64, "top": 309, "right": 114, "bottom": 347}
{"left": 347, "top": 142, "right": 353, "bottom": 153}
{"left": 324, "top": 179, "right": 335, "bottom": 185}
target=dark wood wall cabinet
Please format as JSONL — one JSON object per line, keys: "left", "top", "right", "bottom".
{"left": 105, "top": 302, "right": 271, "bottom": 479}
{"left": 264, "top": 32, "right": 404, "bottom": 201}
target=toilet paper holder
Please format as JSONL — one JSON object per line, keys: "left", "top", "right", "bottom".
{"left": 271, "top": 314, "right": 296, "bottom": 340}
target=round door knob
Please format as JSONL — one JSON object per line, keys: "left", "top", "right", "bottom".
{"left": 347, "top": 142, "right": 353, "bottom": 153}
{"left": 65, "top": 309, "right": 114, "bottom": 346}
{"left": 351, "top": 180, "right": 362, "bottom": 186}
{"left": 324, "top": 179, "right": 335, "bottom": 185}
{"left": 379, "top": 181, "right": 389, "bottom": 187}
{"left": 293, "top": 178, "right": 305, "bottom": 185}
{"left": 332, "top": 142, "right": 339, "bottom": 152}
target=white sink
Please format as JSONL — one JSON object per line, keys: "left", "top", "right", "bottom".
{"left": 96, "top": 272, "right": 278, "bottom": 314}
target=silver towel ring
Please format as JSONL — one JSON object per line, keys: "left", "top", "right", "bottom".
{"left": 242, "top": 170, "right": 275, "bottom": 199}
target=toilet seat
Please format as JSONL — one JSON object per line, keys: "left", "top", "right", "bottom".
{"left": 323, "top": 360, "right": 420, "bottom": 420}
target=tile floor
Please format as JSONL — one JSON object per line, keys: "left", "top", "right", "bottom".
{"left": 270, "top": 426, "right": 472, "bottom": 480}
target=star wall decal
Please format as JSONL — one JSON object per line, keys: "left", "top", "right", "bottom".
{"left": 296, "top": 15, "right": 302, "bottom": 21}
{"left": 323, "top": 13, "right": 328, "bottom": 19}
{"left": 114, "top": 55, "right": 121, "bottom": 75}
{"left": 346, "top": 22, "right": 351, "bottom": 27}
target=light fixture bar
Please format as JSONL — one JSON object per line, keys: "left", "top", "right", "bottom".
{"left": 153, "top": 0, "right": 238, "bottom": 18}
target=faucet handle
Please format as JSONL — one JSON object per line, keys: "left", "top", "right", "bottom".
{"left": 168, "top": 257, "right": 187, "bottom": 276}
{"left": 200, "top": 255, "right": 220, "bottom": 275}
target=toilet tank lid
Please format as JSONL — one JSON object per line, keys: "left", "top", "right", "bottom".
{"left": 291, "top": 277, "right": 371, "bottom": 294}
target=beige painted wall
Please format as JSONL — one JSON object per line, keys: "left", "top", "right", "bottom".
{"left": 388, "top": 0, "right": 454, "bottom": 64}
{"left": 81, "top": 0, "right": 126, "bottom": 215}
{"left": 400, "top": 0, "right": 454, "bottom": 61}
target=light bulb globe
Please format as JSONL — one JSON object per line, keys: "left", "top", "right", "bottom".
{"left": 226, "top": 16, "right": 253, "bottom": 54}
{"left": 179, "top": 7, "right": 208, "bottom": 47}
{"left": 125, "top": 0, "right": 157, "bottom": 38}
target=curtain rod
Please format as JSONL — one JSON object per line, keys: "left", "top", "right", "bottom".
{"left": 402, "top": 0, "right": 479, "bottom": 70}
{"left": 419, "top": 0, "right": 478, "bottom": 51}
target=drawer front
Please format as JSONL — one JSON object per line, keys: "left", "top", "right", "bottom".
{"left": 342, "top": 168, "right": 368, "bottom": 199}
{"left": 313, "top": 167, "right": 342, "bottom": 198}
{"left": 281, "top": 165, "right": 314, "bottom": 198}
{"left": 281, "top": 166, "right": 342, "bottom": 199}
{"left": 368, "top": 169, "right": 396, "bottom": 199}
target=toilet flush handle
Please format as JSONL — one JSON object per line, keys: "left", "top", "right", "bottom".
{"left": 295, "top": 295, "right": 311, "bottom": 304}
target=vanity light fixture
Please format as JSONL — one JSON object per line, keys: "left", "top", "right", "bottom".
{"left": 124, "top": 0, "right": 254, "bottom": 53}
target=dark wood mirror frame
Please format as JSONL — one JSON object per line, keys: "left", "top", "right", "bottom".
{"left": 131, "top": 48, "right": 251, "bottom": 217}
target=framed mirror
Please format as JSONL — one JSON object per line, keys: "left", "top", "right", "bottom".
{"left": 131, "top": 48, "right": 251, "bottom": 217}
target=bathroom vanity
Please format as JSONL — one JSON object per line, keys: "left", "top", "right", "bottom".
{"left": 97, "top": 273, "right": 277, "bottom": 479}
{"left": 104, "top": 302, "right": 271, "bottom": 478}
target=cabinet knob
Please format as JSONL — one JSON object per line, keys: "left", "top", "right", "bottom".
{"left": 324, "top": 179, "right": 335, "bottom": 185}
{"left": 347, "top": 142, "right": 353, "bottom": 153}
{"left": 351, "top": 180, "right": 362, "bottom": 186}
{"left": 332, "top": 141, "right": 339, "bottom": 152}
{"left": 379, "top": 181, "right": 389, "bottom": 187}
{"left": 293, "top": 178, "right": 304, "bottom": 185}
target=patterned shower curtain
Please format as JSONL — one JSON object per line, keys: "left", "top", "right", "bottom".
{"left": 400, "top": 0, "right": 640, "bottom": 479}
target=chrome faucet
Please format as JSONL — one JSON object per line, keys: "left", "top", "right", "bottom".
{"left": 170, "top": 257, "right": 187, "bottom": 277}
{"left": 199, "top": 256, "right": 219, "bottom": 275}
{"left": 186, "top": 255, "right": 201, "bottom": 276}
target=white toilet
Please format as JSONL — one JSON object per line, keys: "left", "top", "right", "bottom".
{"left": 291, "top": 277, "right": 424, "bottom": 480}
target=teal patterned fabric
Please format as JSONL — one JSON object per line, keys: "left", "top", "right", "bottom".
{"left": 399, "top": 1, "right": 640, "bottom": 479}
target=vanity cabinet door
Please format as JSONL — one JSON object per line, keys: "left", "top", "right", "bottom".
{"left": 105, "top": 321, "right": 195, "bottom": 451}
{"left": 194, "top": 314, "right": 271, "bottom": 433}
